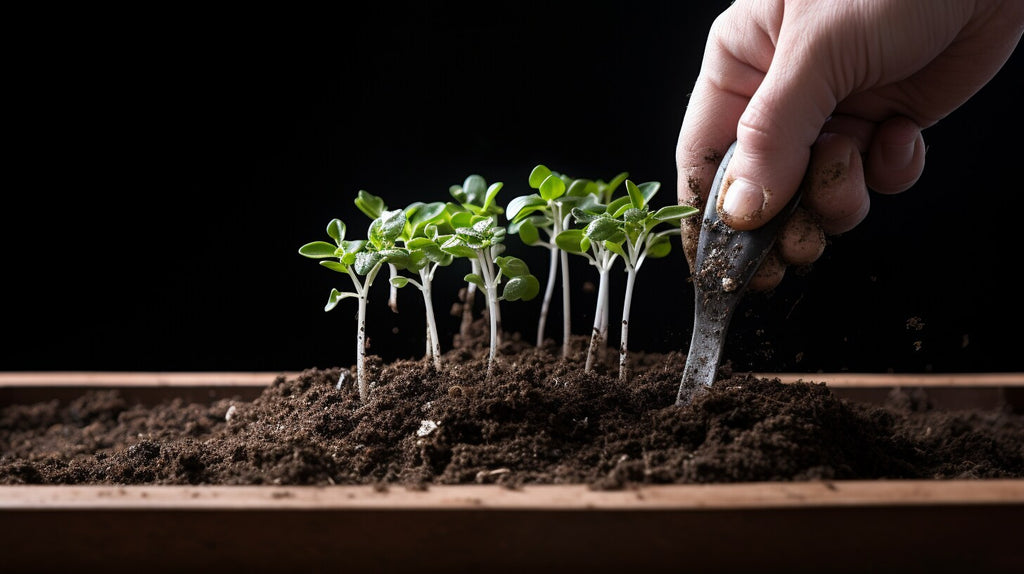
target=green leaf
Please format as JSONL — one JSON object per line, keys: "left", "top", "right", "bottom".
{"left": 448, "top": 210, "right": 474, "bottom": 229}
{"left": 506, "top": 194, "right": 547, "bottom": 222}
{"left": 604, "top": 240, "right": 627, "bottom": 259}
{"left": 341, "top": 239, "right": 366, "bottom": 255}
{"left": 647, "top": 235, "right": 673, "bottom": 259}
{"left": 626, "top": 180, "right": 645, "bottom": 209}
{"left": 326, "top": 219, "right": 346, "bottom": 244}
{"left": 369, "top": 209, "right": 407, "bottom": 248}
{"left": 638, "top": 181, "right": 661, "bottom": 203}
{"left": 355, "top": 190, "right": 386, "bottom": 219}
{"left": 408, "top": 201, "right": 447, "bottom": 227}
{"left": 426, "top": 247, "right": 453, "bottom": 265}
{"left": 517, "top": 219, "right": 540, "bottom": 245}
{"left": 566, "top": 178, "right": 592, "bottom": 197}
{"left": 570, "top": 207, "right": 600, "bottom": 224}
{"left": 320, "top": 260, "right": 348, "bottom": 273}
{"left": 407, "top": 250, "right": 427, "bottom": 269}
{"left": 464, "top": 273, "right": 485, "bottom": 290}
{"left": 653, "top": 205, "right": 699, "bottom": 221}
{"left": 502, "top": 274, "right": 540, "bottom": 302}
{"left": 354, "top": 251, "right": 383, "bottom": 275}
{"left": 539, "top": 174, "right": 566, "bottom": 201}
{"left": 325, "top": 288, "right": 358, "bottom": 312}
{"left": 390, "top": 276, "right": 410, "bottom": 288}
{"left": 406, "top": 237, "right": 434, "bottom": 250}
{"left": 483, "top": 182, "right": 503, "bottom": 212}
{"left": 528, "top": 164, "right": 552, "bottom": 189}
{"left": 448, "top": 185, "right": 468, "bottom": 205}
{"left": 605, "top": 195, "right": 632, "bottom": 216}
{"left": 463, "top": 175, "right": 488, "bottom": 205}
{"left": 378, "top": 248, "right": 410, "bottom": 269}
{"left": 585, "top": 216, "right": 621, "bottom": 242}
{"left": 623, "top": 207, "right": 648, "bottom": 224}
{"left": 441, "top": 239, "right": 478, "bottom": 259}
{"left": 496, "top": 256, "right": 530, "bottom": 278}
{"left": 299, "top": 241, "right": 338, "bottom": 259}
{"left": 555, "top": 229, "right": 586, "bottom": 253}
{"left": 471, "top": 217, "right": 495, "bottom": 234}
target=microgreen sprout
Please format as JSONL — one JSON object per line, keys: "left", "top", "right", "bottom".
{"left": 548, "top": 170, "right": 632, "bottom": 372}
{"left": 389, "top": 200, "right": 452, "bottom": 369}
{"left": 354, "top": 190, "right": 401, "bottom": 314}
{"left": 507, "top": 165, "right": 599, "bottom": 358}
{"left": 446, "top": 174, "right": 506, "bottom": 340}
{"left": 557, "top": 207, "right": 621, "bottom": 373}
{"left": 298, "top": 209, "right": 408, "bottom": 401}
{"left": 354, "top": 190, "right": 452, "bottom": 367}
{"left": 605, "top": 180, "right": 698, "bottom": 380}
{"left": 442, "top": 214, "right": 539, "bottom": 376}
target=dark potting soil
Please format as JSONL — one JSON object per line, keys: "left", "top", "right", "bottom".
{"left": 2, "top": 328, "right": 1022, "bottom": 488}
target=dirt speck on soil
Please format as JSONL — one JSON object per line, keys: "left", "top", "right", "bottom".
{"left": 2, "top": 329, "right": 1022, "bottom": 489}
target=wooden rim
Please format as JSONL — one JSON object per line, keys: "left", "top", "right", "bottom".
{"left": 2, "top": 480, "right": 1023, "bottom": 510}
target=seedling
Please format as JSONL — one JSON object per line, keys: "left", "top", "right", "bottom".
{"left": 507, "top": 165, "right": 599, "bottom": 358}
{"left": 604, "top": 180, "right": 697, "bottom": 380}
{"left": 547, "top": 170, "right": 633, "bottom": 372}
{"left": 388, "top": 201, "right": 452, "bottom": 369}
{"left": 442, "top": 214, "right": 539, "bottom": 376}
{"left": 446, "top": 174, "right": 505, "bottom": 340}
{"left": 557, "top": 208, "right": 621, "bottom": 373}
{"left": 353, "top": 190, "right": 402, "bottom": 313}
{"left": 298, "top": 210, "right": 408, "bottom": 401}
{"left": 354, "top": 190, "right": 452, "bottom": 367}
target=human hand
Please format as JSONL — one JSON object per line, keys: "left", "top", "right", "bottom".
{"left": 676, "top": 0, "right": 1024, "bottom": 290}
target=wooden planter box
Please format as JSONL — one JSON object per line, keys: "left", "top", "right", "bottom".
{"left": 2, "top": 372, "right": 1023, "bottom": 573}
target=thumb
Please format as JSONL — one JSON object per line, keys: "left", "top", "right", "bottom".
{"left": 718, "top": 47, "right": 838, "bottom": 231}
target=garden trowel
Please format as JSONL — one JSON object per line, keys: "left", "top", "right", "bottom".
{"left": 676, "top": 141, "right": 801, "bottom": 407}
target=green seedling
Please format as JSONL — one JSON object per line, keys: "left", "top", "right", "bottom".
{"left": 507, "top": 164, "right": 601, "bottom": 358}
{"left": 549, "top": 170, "right": 632, "bottom": 372}
{"left": 604, "top": 180, "right": 698, "bottom": 380}
{"left": 442, "top": 215, "right": 539, "bottom": 376}
{"left": 354, "top": 189, "right": 402, "bottom": 314}
{"left": 557, "top": 207, "right": 622, "bottom": 373}
{"left": 298, "top": 210, "right": 408, "bottom": 402}
{"left": 388, "top": 201, "right": 452, "bottom": 369}
{"left": 354, "top": 190, "right": 452, "bottom": 367}
{"left": 446, "top": 174, "right": 505, "bottom": 340}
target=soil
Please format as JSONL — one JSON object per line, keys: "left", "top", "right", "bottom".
{"left": 2, "top": 324, "right": 1022, "bottom": 489}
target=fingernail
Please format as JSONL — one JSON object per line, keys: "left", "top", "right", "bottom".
{"left": 720, "top": 178, "right": 766, "bottom": 221}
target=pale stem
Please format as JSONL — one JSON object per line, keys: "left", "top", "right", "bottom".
{"left": 387, "top": 263, "right": 399, "bottom": 313}
{"left": 585, "top": 266, "right": 610, "bottom": 373}
{"left": 350, "top": 263, "right": 381, "bottom": 403}
{"left": 536, "top": 244, "right": 558, "bottom": 347}
{"left": 488, "top": 246, "right": 503, "bottom": 346}
{"left": 554, "top": 204, "right": 571, "bottom": 359}
{"left": 420, "top": 269, "right": 442, "bottom": 370}
{"left": 560, "top": 247, "right": 571, "bottom": 359}
{"left": 477, "top": 250, "right": 499, "bottom": 378}
{"left": 355, "top": 293, "right": 368, "bottom": 402}
{"left": 619, "top": 265, "right": 637, "bottom": 382}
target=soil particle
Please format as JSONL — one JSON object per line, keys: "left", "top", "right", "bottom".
{"left": 3, "top": 331, "right": 1022, "bottom": 489}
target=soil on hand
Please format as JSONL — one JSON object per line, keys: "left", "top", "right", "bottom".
{"left": 2, "top": 326, "right": 1022, "bottom": 488}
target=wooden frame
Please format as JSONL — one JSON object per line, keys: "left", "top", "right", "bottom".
{"left": 2, "top": 372, "right": 1023, "bottom": 572}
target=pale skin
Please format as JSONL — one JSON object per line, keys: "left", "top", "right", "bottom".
{"left": 677, "top": 0, "right": 1024, "bottom": 290}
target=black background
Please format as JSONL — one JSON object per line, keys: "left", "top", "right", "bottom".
{"left": 5, "top": 3, "right": 1022, "bottom": 375}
